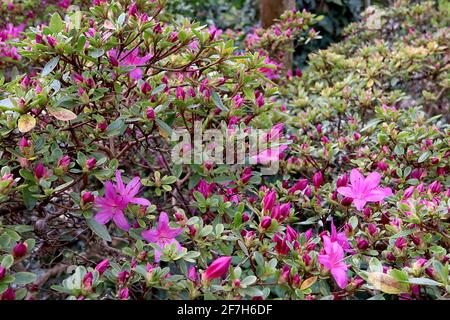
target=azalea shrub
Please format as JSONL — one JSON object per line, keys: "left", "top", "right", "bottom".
{"left": 0, "top": 0, "right": 449, "bottom": 301}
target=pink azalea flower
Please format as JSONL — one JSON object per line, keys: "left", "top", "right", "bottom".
{"left": 142, "top": 212, "right": 183, "bottom": 262}
{"left": 318, "top": 235, "right": 348, "bottom": 289}
{"left": 94, "top": 170, "right": 151, "bottom": 231}
{"left": 330, "top": 219, "right": 351, "bottom": 251}
{"left": 337, "top": 169, "right": 393, "bottom": 211}
{"left": 251, "top": 144, "right": 288, "bottom": 164}
{"left": 107, "top": 48, "right": 152, "bottom": 80}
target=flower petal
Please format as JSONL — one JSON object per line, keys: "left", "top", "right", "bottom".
{"left": 364, "top": 171, "right": 381, "bottom": 191}
{"left": 115, "top": 170, "right": 125, "bottom": 194}
{"left": 331, "top": 266, "right": 348, "bottom": 289}
{"left": 94, "top": 210, "right": 113, "bottom": 225}
{"left": 130, "top": 197, "right": 151, "bottom": 206}
{"left": 337, "top": 186, "right": 354, "bottom": 198}
{"left": 112, "top": 211, "right": 130, "bottom": 231}
{"left": 130, "top": 68, "right": 143, "bottom": 80}
{"left": 125, "top": 177, "right": 141, "bottom": 197}
{"left": 350, "top": 169, "right": 364, "bottom": 190}
{"left": 142, "top": 229, "right": 159, "bottom": 242}
{"left": 353, "top": 198, "right": 367, "bottom": 211}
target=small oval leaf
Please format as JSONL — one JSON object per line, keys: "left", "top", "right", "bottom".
{"left": 48, "top": 107, "right": 77, "bottom": 121}
{"left": 18, "top": 114, "right": 36, "bottom": 133}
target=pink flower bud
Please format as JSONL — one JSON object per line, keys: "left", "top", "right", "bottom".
{"left": 12, "top": 242, "right": 28, "bottom": 259}
{"left": 35, "top": 34, "right": 43, "bottom": 44}
{"left": 312, "top": 171, "right": 324, "bottom": 189}
{"left": 86, "top": 158, "right": 97, "bottom": 170}
{"left": 117, "top": 270, "right": 130, "bottom": 284}
{"left": 46, "top": 36, "right": 57, "bottom": 47}
{"left": 34, "top": 163, "right": 47, "bottom": 180}
{"left": 395, "top": 237, "right": 407, "bottom": 250}
{"left": 429, "top": 181, "right": 442, "bottom": 193}
{"left": 203, "top": 256, "right": 232, "bottom": 281}
{"left": 242, "top": 213, "right": 250, "bottom": 222}
{"left": 0, "top": 267, "right": 6, "bottom": 281}
{"left": 58, "top": 155, "right": 71, "bottom": 170}
{"left": 141, "top": 82, "right": 152, "bottom": 94}
{"left": 188, "top": 225, "right": 196, "bottom": 236}
{"left": 188, "top": 266, "right": 198, "bottom": 281}
{"left": 260, "top": 216, "right": 272, "bottom": 229}
{"left": 95, "top": 259, "right": 109, "bottom": 274}
{"left": 128, "top": 2, "right": 138, "bottom": 16}
{"left": 357, "top": 238, "right": 369, "bottom": 250}
{"left": 377, "top": 161, "right": 388, "bottom": 171}
{"left": 83, "top": 272, "right": 93, "bottom": 290}
{"left": 146, "top": 108, "right": 155, "bottom": 120}
{"left": 353, "top": 132, "right": 361, "bottom": 140}
{"left": 118, "top": 288, "right": 129, "bottom": 300}
{"left": 367, "top": 223, "right": 377, "bottom": 235}
{"left": 262, "top": 190, "right": 276, "bottom": 212}
{"left": 289, "top": 179, "right": 308, "bottom": 193}
{"left": 1, "top": 287, "right": 15, "bottom": 300}
{"left": 336, "top": 173, "right": 348, "bottom": 188}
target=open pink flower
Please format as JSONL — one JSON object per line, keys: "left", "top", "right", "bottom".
{"left": 318, "top": 235, "right": 348, "bottom": 289}
{"left": 251, "top": 144, "right": 288, "bottom": 164}
{"left": 107, "top": 48, "right": 152, "bottom": 80}
{"left": 330, "top": 219, "right": 351, "bottom": 251}
{"left": 94, "top": 170, "right": 150, "bottom": 231}
{"left": 337, "top": 169, "right": 392, "bottom": 211}
{"left": 142, "top": 212, "right": 183, "bottom": 262}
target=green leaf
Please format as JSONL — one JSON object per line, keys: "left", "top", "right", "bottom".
{"left": 49, "top": 13, "right": 64, "bottom": 33}
{"left": 42, "top": 56, "right": 60, "bottom": 76}
{"left": 241, "top": 275, "right": 257, "bottom": 286}
{"left": 409, "top": 277, "right": 442, "bottom": 286}
{"left": 155, "top": 119, "right": 173, "bottom": 137}
{"left": 211, "top": 91, "right": 228, "bottom": 112}
{"left": 1, "top": 254, "right": 14, "bottom": 269}
{"left": 14, "top": 272, "right": 37, "bottom": 285}
{"left": 86, "top": 219, "right": 112, "bottom": 242}
{"left": 417, "top": 152, "right": 430, "bottom": 163}
{"left": 89, "top": 48, "right": 105, "bottom": 59}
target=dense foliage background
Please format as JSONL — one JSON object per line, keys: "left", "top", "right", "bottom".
{"left": 0, "top": 0, "right": 448, "bottom": 300}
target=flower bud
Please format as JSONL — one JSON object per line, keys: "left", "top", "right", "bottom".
{"left": 429, "top": 181, "right": 442, "bottom": 193}
{"left": 117, "top": 270, "right": 130, "bottom": 284}
{"left": 0, "top": 266, "right": 6, "bottom": 281}
{"left": 34, "top": 163, "right": 47, "bottom": 180}
{"left": 203, "top": 257, "right": 232, "bottom": 282}
{"left": 312, "top": 171, "right": 324, "bottom": 189}
{"left": 262, "top": 190, "right": 276, "bottom": 212}
{"left": 95, "top": 259, "right": 109, "bottom": 275}
{"left": 82, "top": 272, "right": 93, "bottom": 290}
{"left": 367, "top": 223, "right": 377, "bottom": 236}
{"left": 146, "top": 108, "right": 155, "bottom": 120}
{"left": 81, "top": 191, "right": 95, "bottom": 205}
{"left": 85, "top": 158, "right": 97, "bottom": 170}
{"left": 260, "top": 216, "right": 272, "bottom": 229}
{"left": 141, "top": 82, "right": 152, "bottom": 95}
{"left": 357, "top": 238, "right": 369, "bottom": 250}
{"left": 118, "top": 288, "right": 129, "bottom": 300}
{"left": 377, "top": 161, "right": 388, "bottom": 171}
{"left": 46, "top": 36, "right": 57, "bottom": 47}
{"left": 13, "top": 242, "right": 28, "bottom": 259}
{"left": 1, "top": 287, "right": 15, "bottom": 300}
{"left": 336, "top": 173, "right": 348, "bottom": 188}
{"left": 188, "top": 266, "right": 198, "bottom": 282}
